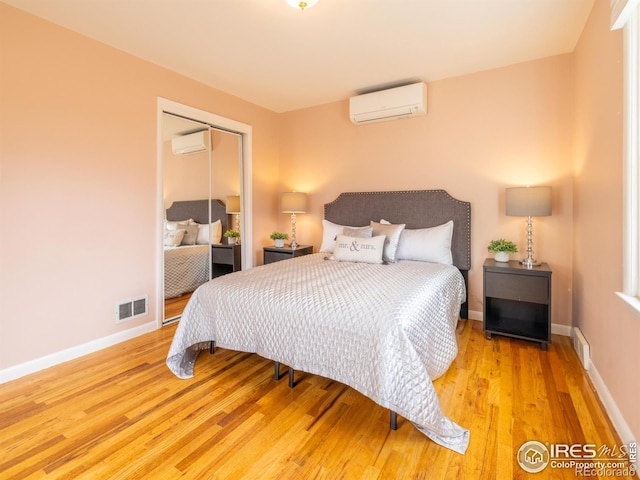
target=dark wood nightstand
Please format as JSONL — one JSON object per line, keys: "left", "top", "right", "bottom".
{"left": 263, "top": 245, "right": 313, "bottom": 265}
{"left": 212, "top": 243, "right": 241, "bottom": 277}
{"left": 483, "top": 258, "right": 552, "bottom": 350}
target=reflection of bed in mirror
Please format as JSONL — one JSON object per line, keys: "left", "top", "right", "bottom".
{"left": 164, "top": 199, "right": 229, "bottom": 300}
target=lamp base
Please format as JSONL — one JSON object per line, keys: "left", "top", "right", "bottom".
{"left": 289, "top": 241, "right": 298, "bottom": 249}
{"left": 520, "top": 216, "right": 542, "bottom": 269}
{"left": 520, "top": 258, "right": 542, "bottom": 268}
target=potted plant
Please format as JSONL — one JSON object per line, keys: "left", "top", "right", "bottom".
{"left": 224, "top": 229, "right": 240, "bottom": 245}
{"left": 270, "top": 231, "right": 289, "bottom": 248}
{"left": 487, "top": 238, "right": 518, "bottom": 262}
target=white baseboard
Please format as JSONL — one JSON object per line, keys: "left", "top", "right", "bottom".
{"left": 587, "top": 360, "right": 636, "bottom": 445}
{"left": 551, "top": 323, "right": 572, "bottom": 336}
{"left": 0, "top": 320, "right": 158, "bottom": 384}
{"left": 467, "top": 310, "right": 571, "bottom": 336}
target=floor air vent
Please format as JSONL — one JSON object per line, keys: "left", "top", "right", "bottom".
{"left": 116, "top": 296, "right": 148, "bottom": 323}
{"left": 572, "top": 327, "right": 590, "bottom": 370}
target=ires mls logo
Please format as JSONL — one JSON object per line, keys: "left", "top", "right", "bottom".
{"left": 518, "top": 440, "right": 638, "bottom": 476}
{"left": 550, "top": 443, "right": 597, "bottom": 458}
{"left": 518, "top": 441, "right": 550, "bottom": 473}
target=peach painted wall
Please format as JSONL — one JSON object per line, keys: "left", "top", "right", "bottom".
{"left": 0, "top": 3, "right": 280, "bottom": 369}
{"left": 163, "top": 146, "right": 210, "bottom": 209}
{"left": 279, "top": 56, "right": 575, "bottom": 325}
{"left": 573, "top": 0, "right": 639, "bottom": 442}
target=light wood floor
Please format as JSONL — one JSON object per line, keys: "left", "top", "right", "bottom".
{"left": 0, "top": 320, "right": 631, "bottom": 479}
{"left": 164, "top": 292, "right": 192, "bottom": 322}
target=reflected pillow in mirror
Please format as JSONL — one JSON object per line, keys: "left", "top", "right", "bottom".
{"left": 180, "top": 224, "right": 199, "bottom": 246}
{"left": 196, "top": 219, "right": 222, "bottom": 245}
{"left": 164, "top": 229, "right": 186, "bottom": 247}
{"left": 165, "top": 219, "right": 192, "bottom": 231}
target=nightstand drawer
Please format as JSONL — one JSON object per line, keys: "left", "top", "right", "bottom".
{"left": 263, "top": 245, "right": 313, "bottom": 265}
{"left": 264, "top": 250, "right": 290, "bottom": 264}
{"left": 211, "top": 244, "right": 241, "bottom": 277}
{"left": 212, "top": 247, "right": 233, "bottom": 265}
{"left": 485, "top": 271, "right": 548, "bottom": 304}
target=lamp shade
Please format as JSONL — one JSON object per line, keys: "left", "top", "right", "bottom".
{"left": 225, "top": 195, "right": 241, "bottom": 214}
{"left": 505, "top": 186, "right": 552, "bottom": 217}
{"left": 281, "top": 192, "right": 307, "bottom": 213}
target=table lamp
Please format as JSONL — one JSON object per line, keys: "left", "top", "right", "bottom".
{"left": 226, "top": 194, "right": 241, "bottom": 244}
{"left": 281, "top": 191, "right": 307, "bottom": 249}
{"left": 505, "top": 186, "right": 552, "bottom": 268}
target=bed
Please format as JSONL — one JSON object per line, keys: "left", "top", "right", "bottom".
{"left": 164, "top": 199, "right": 229, "bottom": 299}
{"left": 166, "top": 190, "right": 471, "bottom": 453}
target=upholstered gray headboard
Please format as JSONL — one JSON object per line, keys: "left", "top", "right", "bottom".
{"left": 166, "top": 199, "right": 230, "bottom": 233}
{"left": 324, "top": 190, "right": 471, "bottom": 269}
{"left": 324, "top": 190, "right": 471, "bottom": 318}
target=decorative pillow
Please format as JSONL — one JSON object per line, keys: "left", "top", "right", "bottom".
{"left": 370, "top": 221, "right": 405, "bottom": 263}
{"left": 180, "top": 224, "right": 199, "bottom": 246}
{"left": 164, "top": 229, "right": 185, "bottom": 247}
{"left": 396, "top": 221, "right": 454, "bottom": 265}
{"left": 320, "top": 219, "right": 362, "bottom": 253}
{"left": 196, "top": 219, "right": 222, "bottom": 245}
{"left": 343, "top": 226, "right": 373, "bottom": 238}
{"left": 165, "top": 219, "right": 192, "bottom": 231}
{"left": 332, "top": 234, "right": 385, "bottom": 264}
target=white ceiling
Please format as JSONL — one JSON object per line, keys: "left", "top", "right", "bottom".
{"left": 3, "top": 0, "right": 595, "bottom": 113}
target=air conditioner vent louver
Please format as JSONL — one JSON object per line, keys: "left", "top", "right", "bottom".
{"left": 116, "top": 296, "right": 148, "bottom": 323}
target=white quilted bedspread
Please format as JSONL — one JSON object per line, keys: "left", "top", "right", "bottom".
{"left": 166, "top": 253, "right": 469, "bottom": 453}
{"left": 164, "top": 245, "right": 210, "bottom": 299}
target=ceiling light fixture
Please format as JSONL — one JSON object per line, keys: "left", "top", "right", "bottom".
{"left": 286, "top": 0, "right": 319, "bottom": 11}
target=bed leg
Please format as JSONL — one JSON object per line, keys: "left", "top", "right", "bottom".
{"left": 390, "top": 411, "right": 398, "bottom": 430}
{"left": 288, "top": 368, "right": 295, "bottom": 388}
{"left": 274, "top": 362, "right": 282, "bottom": 380}
{"left": 209, "top": 341, "right": 215, "bottom": 354}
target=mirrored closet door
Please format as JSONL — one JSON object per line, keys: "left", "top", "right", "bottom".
{"left": 161, "top": 112, "right": 242, "bottom": 324}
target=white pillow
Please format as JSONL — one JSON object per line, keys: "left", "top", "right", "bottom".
{"left": 370, "top": 221, "right": 405, "bottom": 263}
{"left": 396, "top": 221, "right": 454, "bottom": 264}
{"left": 332, "top": 234, "right": 385, "bottom": 264}
{"left": 165, "top": 219, "right": 192, "bottom": 230}
{"left": 164, "top": 229, "right": 185, "bottom": 247}
{"left": 196, "top": 219, "right": 222, "bottom": 245}
{"left": 320, "top": 219, "right": 362, "bottom": 253}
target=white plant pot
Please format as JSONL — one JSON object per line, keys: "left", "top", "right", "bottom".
{"left": 494, "top": 251, "right": 509, "bottom": 262}
{"left": 274, "top": 239, "right": 285, "bottom": 248}
{"left": 227, "top": 237, "right": 237, "bottom": 245}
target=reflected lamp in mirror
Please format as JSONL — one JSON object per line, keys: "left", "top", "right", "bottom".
{"left": 281, "top": 191, "right": 307, "bottom": 249}
{"left": 505, "top": 186, "right": 552, "bottom": 268}
{"left": 226, "top": 194, "right": 241, "bottom": 243}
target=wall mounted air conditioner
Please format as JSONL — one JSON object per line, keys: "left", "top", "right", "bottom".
{"left": 171, "top": 130, "right": 208, "bottom": 155}
{"left": 349, "top": 82, "right": 427, "bottom": 124}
